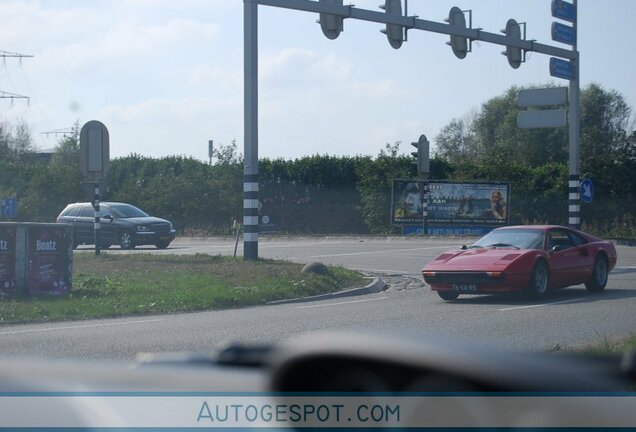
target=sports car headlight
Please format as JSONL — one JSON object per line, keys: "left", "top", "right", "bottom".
{"left": 137, "top": 225, "right": 150, "bottom": 232}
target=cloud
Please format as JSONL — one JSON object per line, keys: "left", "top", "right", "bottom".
{"left": 260, "top": 48, "right": 352, "bottom": 88}
{"left": 97, "top": 96, "right": 242, "bottom": 158}
{"left": 0, "top": 1, "right": 219, "bottom": 75}
{"left": 189, "top": 65, "right": 242, "bottom": 92}
{"left": 35, "top": 19, "right": 219, "bottom": 74}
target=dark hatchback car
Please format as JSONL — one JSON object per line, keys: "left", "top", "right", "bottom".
{"left": 56, "top": 202, "right": 176, "bottom": 249}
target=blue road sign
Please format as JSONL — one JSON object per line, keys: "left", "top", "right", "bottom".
{"left": 550, "top": 57, "right": 574, "bottom": 80}
{"left": 1, "top": 198, "right": 17, "bottom": 217}
{"left": 552, "top": 22, "right": 576, "bottom": 46}
{"left": 580, "top": 179, "right": 594, "bottom": 204}
{"left": 551, "top": 0, "right": 576, "bottom": 22}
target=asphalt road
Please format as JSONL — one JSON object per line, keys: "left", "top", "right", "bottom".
{"left": 2, "top": 236, "right": 635, "bottom": 359}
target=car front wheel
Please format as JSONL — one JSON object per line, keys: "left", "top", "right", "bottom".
{"left": 155, "top": 241, "right": 171, "bottom": 249}
{"left": 119, "top": 230, "right": 135, "bottom": 250}
{"left": 527, "top": 260, "right": 550, "bottom": 299}
{"left": 585, "top": 255, "right": 608, "bottom": 292}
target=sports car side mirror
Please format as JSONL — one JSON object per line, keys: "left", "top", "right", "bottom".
{"left": 551, "top": 245, "right": 566, "bottom": 253}
{"left": 461, "top": 244, "right": 467, "bottom": 250}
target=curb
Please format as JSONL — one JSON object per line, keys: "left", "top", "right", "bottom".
{"left": 614, "top": 238, "right": 636, "bottom": 247}
{"left": 267, "top": 277, "right": 388, "bottom": 306}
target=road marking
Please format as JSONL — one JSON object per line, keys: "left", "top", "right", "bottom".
{"left": 498, "top": 297, "right": 585, "bottom": 311}
{"left": 354, "top": 268, "right": 422, "bottom": 275}
{"left": 310, "top": 245, "right": 453, "bottom": 258}
{"left": 0, "top": 318, "right": 164, "bottom": 336}
{"left": 297, "top": 296, "right": 389, "bottom": 309}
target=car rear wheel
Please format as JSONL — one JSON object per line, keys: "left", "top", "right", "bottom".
{"left": 437, "top": 291, "right": 459, "bottom": 301}
{"left": 527, "top": 260, "right": 550, "bottom": 299}
{"left": 585, "top": 255, "right": 608, "bottom": 292}
{"left": 119, "top": 230, "right": 135, "bottom": 250}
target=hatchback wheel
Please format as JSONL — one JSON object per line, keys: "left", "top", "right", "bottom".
{"left": 119, "top": 230, "right": 135, "bottom": 250}
{"left": 155, "top": 241, "right": 171, "bottom": 249}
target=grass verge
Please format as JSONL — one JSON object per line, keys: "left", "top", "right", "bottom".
{"left": 577, "top": 333, "right": 636, "bottom": 355}
{"left": 0, "top": 253, "right": 367, "bottom": 324}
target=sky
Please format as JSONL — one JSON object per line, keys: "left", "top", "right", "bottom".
{"left": 0, "top": 0, "right": 634, "bottom": 161}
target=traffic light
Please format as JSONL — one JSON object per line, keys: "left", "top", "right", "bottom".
{"left": 446, "top": 7, "right": 469, "bottom": 59}
{"left": 411, "top": 135, "right": 430, "bottom": 176}
{"left": 379, "top": 0, "right": 404, "bottom": 49}
{"left": 501, "top": 18, "right": 523, "bottom": 69}
{"left": 318, "top": 0, "right": 344, "bottom": 40}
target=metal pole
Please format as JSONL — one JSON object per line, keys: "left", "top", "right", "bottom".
{"left": 568, "top": 0, "right": 580, "bottom": 230}
{"left": 244, "top": 0, "right": 259, "bottom": 260}
{"left": 422, "top": 177, "right": 428, "bottom": 236}
{"left": 93, "top": 182, "right": 101, "bottom": 256}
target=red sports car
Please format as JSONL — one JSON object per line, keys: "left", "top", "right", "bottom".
{"left": 422, "top": 225, "right": 617, "bottom": 301}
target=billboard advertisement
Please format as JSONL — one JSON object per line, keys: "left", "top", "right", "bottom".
{"left": 0, "top": 225, "right": 17, "bottom": 297}
{"left": 27, "top": 225, "right": 72, "bottom": 296}
{"left": 392, "top": 180, "right": 510, "bottom": 226}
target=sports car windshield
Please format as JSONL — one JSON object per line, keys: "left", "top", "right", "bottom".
{"left": 472, "top": 229, "right": 544, "bottom": 250}
{"left": 108, "top": 204, "right": 149, "bottom": 219}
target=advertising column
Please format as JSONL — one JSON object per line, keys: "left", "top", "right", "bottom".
{"left": 27, "top": 225, "right": 72, "bottom": 296}
{"left": 0, "top": 225, "right": 17, "bottom": 297}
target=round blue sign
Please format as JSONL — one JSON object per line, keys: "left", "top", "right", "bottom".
{"left": 580, "top": 178, "right": 594, "bottom": 204}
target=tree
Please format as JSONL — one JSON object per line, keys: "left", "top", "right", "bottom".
{"left": 433, "top": 83, "right": 635, "bottom": 232}
{"left": 355, "top": 142, "right": 414, "bottom": 233}
{"left": 434, "top": 114, "right": 477, "bottom": 164}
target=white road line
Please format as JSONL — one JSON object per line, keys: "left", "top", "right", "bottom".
{"left": 0, "top": 318, "right": 164, "bottom": 336}
{"left": 354, "top": 268, "right": 422, "bottom": 275}
{"left": 256, "top": 241, "right": 352, "bottom": 249}
{"left": 297, "top": 296, "right": 389, "bottom": 309}
{"left": 499, "top": 297, "right": 586, "bottom": 311}
{"left": 310, "top": 246, "right": 453, "bottom": 258}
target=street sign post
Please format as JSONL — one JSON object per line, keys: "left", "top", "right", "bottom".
{"left": 518, "top": 110, "right": 567, "bottom": 129}
{"left": 580, "top": 178, "right": 594, "bottom": 204}
{"left": 517, "top": 87, "right": 568, "bottom": 107}
{"left": 552, "top": 0, "right": 576, "bottom": 22}
{"left": 80, "top": 121, "right": 110, "bottom": 256}
{"left": 550, "top": 57, "right": 574, "bottom": 80}
{"left": 1, "top": 198, "right": 17, "bottom": 218}
{"left": 552, "top": 22, "right": 575, "bottom": 45}
{"left": 80, "top": 121, "right": 110, "bottom": 179}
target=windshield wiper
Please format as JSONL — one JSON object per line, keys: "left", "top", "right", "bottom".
{"left": 467, "top": 245, "right": 484, "bottom": 249}
{"left": 485, "top": 243, "right": 520, "bottom": 249}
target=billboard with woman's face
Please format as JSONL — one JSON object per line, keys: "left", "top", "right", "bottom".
{"left": 392, "top": 180, "right": 510, "bottom": 226}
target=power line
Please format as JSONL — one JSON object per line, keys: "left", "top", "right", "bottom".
{"left": 0, "top": 50, "right": 34, "bottom": 59}
{"left": 1, "top": 50, "right": 33, "bottom": 105}
{"left": 41, "top": 127, "right": 75, "bottom": 137}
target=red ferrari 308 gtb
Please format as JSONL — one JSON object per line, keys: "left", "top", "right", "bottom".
{"left": 422, "top": 225, "right": 617, "bottom": 301}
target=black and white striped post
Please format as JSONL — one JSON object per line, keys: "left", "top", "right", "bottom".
{"left": 244, "top": 0, "right": 259, "bottom": 260}
{"left": 422, "top": 180, "right": 428, "bottom": 235}
{"left": 568, "top": 175, "right": 580, "bottom": 229}
{"left": 93, "top": 183, "right": 101, "bottom": 256}
{"left": 567, "top": 0, "right": 580, "bottom": 230}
